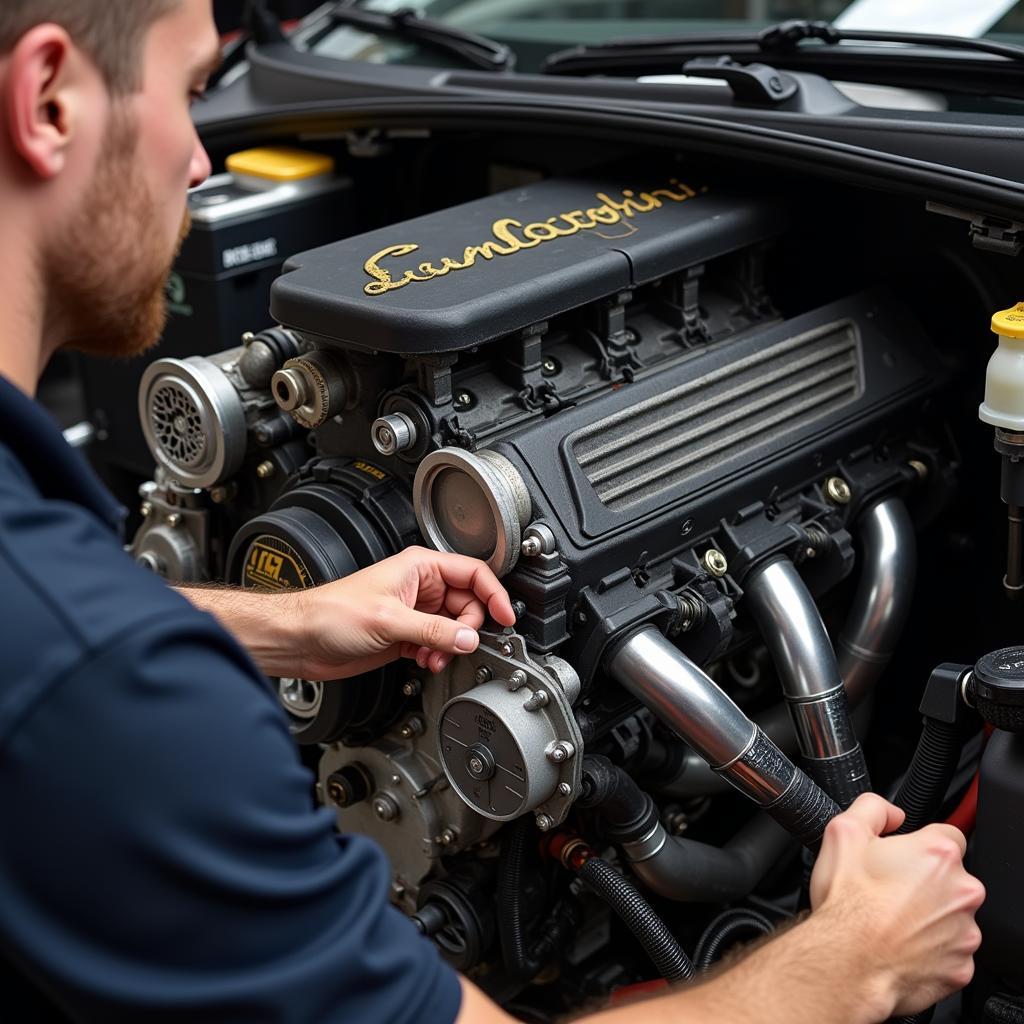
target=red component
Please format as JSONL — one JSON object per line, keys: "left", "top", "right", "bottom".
{"left": 543, "top": 831, "right": 592, "bottom": 872}
{"left": 608, "top": 979, "right": 669, "bottom": 1006}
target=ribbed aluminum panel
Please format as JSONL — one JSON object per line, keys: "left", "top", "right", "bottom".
{"left": 573, "top": 320, "right": 862, "bottom": 510}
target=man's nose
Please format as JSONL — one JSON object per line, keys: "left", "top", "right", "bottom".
{"left": 189, "top": 135, "right": 212, "bottom": 190}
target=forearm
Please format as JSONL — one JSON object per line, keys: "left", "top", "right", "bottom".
{"left": 583, "top": 911, "right": 890, "bottom": 1024}
{"left": 175, "top": 585, "right": 307, "bottom": 678}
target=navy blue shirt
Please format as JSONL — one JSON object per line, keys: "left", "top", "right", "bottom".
{"left": 0, "top": 375, "right": 462, "bottom": 1023}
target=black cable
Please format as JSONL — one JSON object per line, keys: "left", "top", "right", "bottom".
{"left": 577, "top": 856, "right": 694, "bottom": 983}
{"left": 497, "top": 817, "right": 531, "bottom": 977}
{"left": 893, "top": 718, "right": 963, "bottom": 834}
{"left": 693, "top": 907, "right": 774, "bottom": 971}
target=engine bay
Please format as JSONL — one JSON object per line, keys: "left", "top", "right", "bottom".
{"left": 110, "top": 132, "right": 1024, "bottom": 1020}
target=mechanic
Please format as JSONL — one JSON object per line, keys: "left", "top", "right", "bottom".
{"left": 0, "top": 2, "right": 985, "bottom": 1022}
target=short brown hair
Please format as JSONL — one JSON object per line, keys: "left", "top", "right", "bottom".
{"left": 0, "top": 0, "right": 180, "bottom": 94}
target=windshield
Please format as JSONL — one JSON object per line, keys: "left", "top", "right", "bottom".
{"left": 300, "top": 0, "right": 1024, "bottom": 73}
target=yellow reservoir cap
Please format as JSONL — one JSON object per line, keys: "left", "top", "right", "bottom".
{"left": 226, "top": 147, "right": 335, "bottom": 182}
{"left": 991, "top": 302, "right": 1024, "bottom": 340}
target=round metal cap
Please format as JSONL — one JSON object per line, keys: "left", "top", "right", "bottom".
{"left": 413, "top": 448, "right": 531, "bottom": 577}
{"left": 372, "top": 413, "right": 417, "bottom": 456}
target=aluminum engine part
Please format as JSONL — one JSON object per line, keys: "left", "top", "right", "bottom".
{"left": 139, "top": 349, "right": 250, "bottom": 489}
{"left": 130, "top": 477, "right": 210, "bottom": 583}
{"left": 436, "top": 631, "right": 582, "bottom": 828}
{"left": 413, "top": 449, "right": 532, "bottom": 577}
{"left": 318, "top": 665, "right": 500, "bottom": 906}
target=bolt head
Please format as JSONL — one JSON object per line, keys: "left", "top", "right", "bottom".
{"left": 703, "top": 549, "right": 729, "bottom": 578}
{"left": 454, "top": 391, "right": 473, "bottom": 409}
{"left": 547, "top": 740, "right": 575, "bottom": 764}
{"left": 521, "top": 536, "right": 542, "bottom": 557}
{"left": 468, "top": 756, "right": 485, "bottom": 775}
{"left": 535, "top": 814, "right": 554, "bottom": 832}
{"left": 557, "top": 782, "right": 572, "bottom": 797}
{"left": 165, "top": 512, "right": 182, "bottom": 528}
{"left": 401, "top": 680, "right": 421, "bottom": 697}
{"left": 824, "top": 476, "right": 852, "bottom": 504}
{"left": 140, "top": 501, "right": 153, "bottom": 518}
{"left": 255, "top": 460, "right": 275, "bottom": 480}
{"left": 474, "top": 665, "right": 492, "bottom": 684}
{"left": 499, "top": 641, "right": 515, "bottom": 657}
{"left": 507, "top": 669, "right": 528, "bottom": 691}
{"left": 372, "top": 795, "right": 398, "bottom": 821}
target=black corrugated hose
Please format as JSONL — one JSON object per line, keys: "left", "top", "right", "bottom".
{"left": 577, "top": 856, "right": 695, "bottom": 982}
{"left": 497, "top": 816, "right": 532, "bottom": 976}
{"left": 693, "top": 907, "right": 774, "bottom": 971}
{"left": 893, "top": 717, "right": 962, "bottom": 835}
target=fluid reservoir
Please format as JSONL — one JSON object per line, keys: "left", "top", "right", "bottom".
{"left": 969, "top": 647, "right": 1024, "bottom": 1013}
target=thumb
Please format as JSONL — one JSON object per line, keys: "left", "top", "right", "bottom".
{"left": 844, "top": 792, "right": 906, "bottom": 837}
{"left": 389, "top": 605, "right": 480, "bottom": 655}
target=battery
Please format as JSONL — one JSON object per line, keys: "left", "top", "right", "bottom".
{"left": 77, "top": 146, "right": 354, "bottom": 478}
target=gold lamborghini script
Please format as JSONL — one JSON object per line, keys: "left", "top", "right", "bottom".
{"left": 362, "top": 179, "right": 707, "bottom": 297}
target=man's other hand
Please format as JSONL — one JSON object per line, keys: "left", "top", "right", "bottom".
{"left": 291, "top": 546, "right": 517, "bottom": 679}
{"left": 810, "top": 793, "right": 986, "bottom": 1019}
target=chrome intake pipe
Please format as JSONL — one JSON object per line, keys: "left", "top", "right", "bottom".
{"left": 745, "top": 557, "right": 870, "bottom": 806}
{"left": 648, "top": 498, "right": 916, "bottom": 799}
{"left": 836, "top": 497, "right": 917, "bottom": 706}
{"left": 608, "top": 627, "right": 839, "bottom": 850}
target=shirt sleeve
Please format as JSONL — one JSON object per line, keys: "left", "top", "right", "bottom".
{"left": 0, "top": 612, "right": 462, "bottom": 1024}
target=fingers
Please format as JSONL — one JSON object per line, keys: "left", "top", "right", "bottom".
{"left": 389, "top": 603, "right": 481, "bottom": 660}
{"left": 922, "top": 822, "right": 968, "bottom": 858}
{"left": 409, "top": 548, "right": 517, "bottom": 626}
{"left": 843, "top": 792, "right": 906, "bottom": 837}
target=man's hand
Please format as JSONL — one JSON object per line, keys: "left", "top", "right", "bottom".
{"left": 809, "top": 793, "right": 986, "bottom": 1019}
{"left": 292, "top": 546, "right": 517, "bottom": 679}
{"left": 180, "top": 547, "right": 517, "bottom": 680}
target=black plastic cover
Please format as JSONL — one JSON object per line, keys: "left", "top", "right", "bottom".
{"left": 974, "top": 646, "right": 1024, "bottom": 708}
{"left": 269, "top": 162, "right": 787, "bottom": 354}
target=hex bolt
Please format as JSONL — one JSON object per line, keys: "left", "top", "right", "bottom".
{"left": 401, "top": 680, "right": 421, "bottom": 697}
{"left": 825, "top": 476, "right": 852, "bottom": 505}
{"left": 557, "top": 782, "right": 572, "bottom": 797}
{"left": 140, "top": 501, "right": 153, "bottom": 518}
{"left": 507, "top": 669, "right": 528, "bottom": 691}
{"left": 255, "top": 460, "right": 275, "bottom": 480}
{"left": 499, "top": 640, "right": 515, "bottom": 658}
{"left": 542, "top": 357, "right": 559, "bottom": 375}
{"left": 703, "top": 549, "right": 729, "bottom": 578}
{"left": 535, "top": 814, "right": 554, "bottom": 832}
{"left": 399, "top": 715, "right": 425, "bottom": 739}
{"left": 454, "top": 391, "right": 474, "bottom": 410}
{"left": 474, "top": 665, "right": 492, "bottom": 685}
{"left": 521, "top": 535, "right": 542, "bottom": 557}
{"left": 372, "top": 794, "right": 400, "bottom": 822}
{"left": 165, "top": 512, "right": 182, "bottom": 528}
{"left": 523, "top": 689, "right": 550, "bottom": 711}
{"left": 908, "top": 459, "right": 929, "bottom": 482}
{"left": 546, "top": 741, "right": 575, "bottom": 764}
{"left": 436, "top": 828, "right": 457, "bottom": 847}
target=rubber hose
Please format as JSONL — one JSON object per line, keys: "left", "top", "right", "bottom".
{"left": 578, "top": 857, "right": 695, "bottom": 982}
{"left": 497, "top": 817, "right": 531, "bottom": 975}
{"left": 693, "top": 908, "right": 774, "bottom": 970}
{"left": 893, "top": 718, "right": 962, "bottom": 834}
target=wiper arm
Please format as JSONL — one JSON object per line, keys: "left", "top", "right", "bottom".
{"left": 544, "top": 17, "right": 1024, "bottom": 81}
{"left": 324, "top": 3, "right": 515, "bottom": 73}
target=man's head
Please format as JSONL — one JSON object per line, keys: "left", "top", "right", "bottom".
{"left": 0, "top": 0, "right": 218, "bottom": 364}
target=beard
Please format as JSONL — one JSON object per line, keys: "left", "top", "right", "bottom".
{"left": 49, "top": 106, "right": 191, "bottom": 359}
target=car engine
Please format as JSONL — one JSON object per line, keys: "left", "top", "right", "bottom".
{"left": 126, "top": 152, "right": 1020, "bottom": 1018}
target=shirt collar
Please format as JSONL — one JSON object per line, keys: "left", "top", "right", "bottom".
{"left": 0, "top": 374, "right": 127, "bottom": 537}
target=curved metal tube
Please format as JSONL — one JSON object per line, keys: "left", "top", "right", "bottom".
{"left": 622, "top": 813, "right": 795, "bottom": 904}
{"left": 608, "top": 627, "right": 839, "bottom": 848}
{"left": 745, "top": 557, "right": 869, "bottom": 804}
{"left": 837, "top": 497, "right": 917, "bottom": 706}
{"left": 658, "top": 498, "right": 915, "bottom": 798}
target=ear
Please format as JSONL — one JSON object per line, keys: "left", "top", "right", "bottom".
{"left": 3, "top": 24, "right": 86, "bottom": 180}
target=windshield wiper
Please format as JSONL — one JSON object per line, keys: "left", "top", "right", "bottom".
{"left": 321, "top": 3, "right": 515, "bottom": 73}
{"left": 543, "top": 18, "right": 1024, "bottom": 99}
